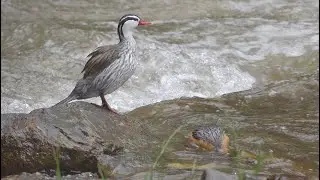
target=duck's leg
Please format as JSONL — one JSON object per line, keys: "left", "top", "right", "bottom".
{"left": 99, "top": 93, "right": 119, "bottom": 114}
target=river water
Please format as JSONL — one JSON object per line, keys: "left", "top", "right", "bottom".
{"left": 1, "top": 0, "right": 319, "bottom": 113}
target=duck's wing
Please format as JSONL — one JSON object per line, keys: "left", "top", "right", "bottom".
{"left": 81, "top": 45, "right": 120, "bottom": 78}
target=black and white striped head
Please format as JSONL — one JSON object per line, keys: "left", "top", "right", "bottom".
{"left": 117, "top": 14, "right": 151, "bottom": 41}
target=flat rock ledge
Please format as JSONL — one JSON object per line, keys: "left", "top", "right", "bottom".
{"left": 1, "top": 102, "right": 152, "bottom": 178}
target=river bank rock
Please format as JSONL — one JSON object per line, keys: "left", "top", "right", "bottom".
{"left": 1, "top": 71, "right": 318, "bottom": 179}
{"left": 1, "top": 102, "right": 153, "bottom": 178}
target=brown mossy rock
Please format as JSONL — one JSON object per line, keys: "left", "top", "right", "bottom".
{"left": 1, "top": 102, "right": 152, "bottom": 177}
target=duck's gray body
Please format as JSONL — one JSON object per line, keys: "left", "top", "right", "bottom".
{"left": 72, "top": 39, "right": 136, "bottom": 100}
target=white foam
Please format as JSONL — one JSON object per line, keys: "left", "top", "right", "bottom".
{"left": 1, "top": 0, "right": 319, "bottom": 114}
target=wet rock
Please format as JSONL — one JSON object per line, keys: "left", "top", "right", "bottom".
{"left": 129, "top": 170, "right": 204, "bottom": 180}
{"left": 201, "top": 169, "right": 309, "bottom": 180}
{"left": 1, "top": 102, "right": 152, "bottom": 178}
{"left": 128, "top": 71, "right": 319, "bottom": 179}
{"left": 1, "top": 72, "right": 318, "bottom": 179}
{"left": 1, "top": 172, "right": 99, "bottom": 180}
{"left": 200, "top": 169, "right": 235, "bottom": 180}
{"left": 222, "top": 72, "right": 319, "bottom": 116}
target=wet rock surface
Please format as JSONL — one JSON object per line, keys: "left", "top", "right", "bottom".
{"left": 1, "top": 102, "right": 154, "bottom": 178}
{"left": 1, "top": 172, "right": 99, "bottom": 180}
{"left": 127, "top": 71, "right": 319, "bottom": 179}
{"left": 1, "top": 72, "right": 318, "bottom": 180}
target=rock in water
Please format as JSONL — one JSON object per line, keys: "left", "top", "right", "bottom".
{"left": 201, "top": 168, "right": 235, "bottom": 180}
{"left": 1, "top": 102, "right": 151, "bottom": 178}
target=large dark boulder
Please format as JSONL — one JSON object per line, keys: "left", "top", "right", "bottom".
{"left": 1, "top": 102, "right": 153, "bottom": 178}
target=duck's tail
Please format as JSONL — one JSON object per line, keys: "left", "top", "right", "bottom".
{"left": 53, "top": 93, "right": 78, "bottom": 107}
